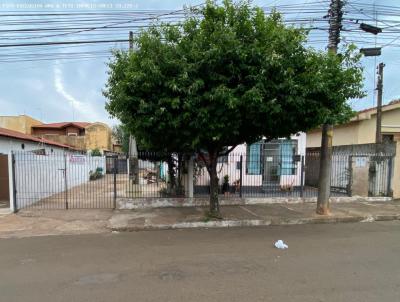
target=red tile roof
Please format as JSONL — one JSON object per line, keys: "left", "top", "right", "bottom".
{"left": 32, "top": 122, "right": 92, "bottom": 129}
{"left": 0, "top": 127, "right": 72, "bottom": 149}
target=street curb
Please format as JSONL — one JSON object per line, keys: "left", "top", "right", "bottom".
{"left": 109, "top": 214, "right": 400, "bottom": 232}
{"left": 118, "top": 197, "right": 393, "bottom": 210}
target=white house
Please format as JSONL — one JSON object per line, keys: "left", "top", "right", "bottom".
{"left": 0, "top": 127, "right": 74, "bottom": 211}
{"left": 195, "top": 133, "right": 306, "bottom": 194}
{"left": 0, "top": 126, "right": 72, "bottom": 154}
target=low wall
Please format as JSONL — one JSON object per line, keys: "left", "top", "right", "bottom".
{"left": 118, "top": 196, "right": 392, "bottom": 210}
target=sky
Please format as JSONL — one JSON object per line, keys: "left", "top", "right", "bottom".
{"left": 0, "top": 0, "right": 399, "bottom": 126}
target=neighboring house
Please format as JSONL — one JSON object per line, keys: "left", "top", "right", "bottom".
{"left": 32, "top": 121, "right": 112, "bottom": 152}
{"left": 195, "top": 133, "right": 306, "bottom": 192}
{"left": 0, "top": 127, "right": 73, "bottom": 210}
{"left": 307, "top": 100, "right": 400, "bottom": 147}
{"left": 0, "top": 126, "right": 73, "bottom": 154}
{"left": 31, "top": 122, "right": 88, "bottom": 150}
{"left": 112, "top": 143, "right": 123, "bottom": 153}
{"left": 0, "top": 115, "right": 42, "bottom": 135}
{"left": 0, "top": 115, "right": 113, "bottom": 153}
{"left": 306, "top": 100, "right": 400, "bottom": 199}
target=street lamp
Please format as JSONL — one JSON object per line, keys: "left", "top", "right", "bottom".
{"left": 360, "top": 47, "right": 382, "bottom": 57}
{"left": 360, "top": 23, "right": 382, "bottom": 35}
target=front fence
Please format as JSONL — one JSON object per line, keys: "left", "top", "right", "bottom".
{"left": 194, "top": 153, "right": 310, "bottom": 198}
{"left": 305, "top": 147, "right": 394, "bottom": 197}
{"left": 12, "top": 147, "right": 395, "bottom": 210}
{"left": 13, "top": 151, "right": 125, "bottom": 210}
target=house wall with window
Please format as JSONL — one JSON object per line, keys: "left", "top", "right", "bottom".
{"left": 240, "top": 133, "right": 306, "bottom": 188}
{"left": 31, "top": 122, "right": 112, "bottom": 152}
{"left": 0, "top": 136, "right": 66, "bottom": 154}
{"left": 195, "top": 133, "right": 306, "bottom": 190}
{"left": 32, "top": 125, "right": 85, "bottom": 136}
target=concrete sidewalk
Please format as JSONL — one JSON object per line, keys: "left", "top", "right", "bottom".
{"left": 109, "top": 201, "right": 400, "bottom": 231}
{"left": 1, "top": 201, "right": 400, "bottom": 238}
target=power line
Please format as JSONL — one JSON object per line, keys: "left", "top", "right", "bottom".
{"left": 0, "top": 0, "right": 399, "bottom": 63}
{"left": 0, "top": 39, "right": 129, "bottom": 48}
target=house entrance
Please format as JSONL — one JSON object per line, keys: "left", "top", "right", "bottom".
{"left": 262, "top": 143, "right": 280, "bottom": 189}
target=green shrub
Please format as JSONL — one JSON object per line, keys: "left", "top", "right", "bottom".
{"left": 91, "top": 148, "right": 102, "bottom": 156}
{"left": 89, "top": 167, "right": 103, "bottom": 181}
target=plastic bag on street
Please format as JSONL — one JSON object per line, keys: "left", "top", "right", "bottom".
{"left": 274, "top": 240, "right": 288, "bottom": 249}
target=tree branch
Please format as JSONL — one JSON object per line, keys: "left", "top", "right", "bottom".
{"left": 198, "top": 151, "right": 211, "bottom": 175}
{"left": 218, "top": 145, "right": 238, "bottom": 156}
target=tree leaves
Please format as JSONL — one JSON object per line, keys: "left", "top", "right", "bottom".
{"left": 104, "top": 0, "right": 364, "bottom": 154}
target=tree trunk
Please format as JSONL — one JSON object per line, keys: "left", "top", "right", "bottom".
{"left": 208, "top": 150, "right": 220, "bottom": 216}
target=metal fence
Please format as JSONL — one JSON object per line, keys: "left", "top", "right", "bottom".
{"left": 194, "top": 149, "right": 394, "bottom": 199}
{"left": 11, "top": 145, "right": 395, "bottom": 210}
{"left": 125, "top": 151, "right": 170, "bottom": 198}
{"left": 194, "top": 152, "right": 311, "bottom": 197}
{"left": 305, "top": 145, "right": 395, "bottom": 197}
{"left": 12, "top": 151, "right": 124, "bottom": 210}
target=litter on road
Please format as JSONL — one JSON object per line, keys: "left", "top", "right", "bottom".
{"left": 274, "top": 240, "right": 288, "bottom": 249}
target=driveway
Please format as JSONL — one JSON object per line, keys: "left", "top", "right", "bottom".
{"left": 21, "top": 174, "right": 127, "bottom": 209}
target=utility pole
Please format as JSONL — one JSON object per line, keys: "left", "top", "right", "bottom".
{"left": 317, "top": 0, "right": 343, "bottom": 215}
{"left": 375, "top": 62, "right": 385, "bottom": 144}
{"left": 127, "top": 30, "right": 139, "bottom": 184}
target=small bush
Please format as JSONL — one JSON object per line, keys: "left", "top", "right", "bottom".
{"left": 91, "top": 148, "right": 102, "bottom": 157}
{"left": 89, "top": 167, "right": 103, "bottom": 181}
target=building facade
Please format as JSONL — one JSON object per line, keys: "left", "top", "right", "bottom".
{"left": 306, "top": 100, "right": 400, "bottom": 199}
{"left": 195, "top": 133, "right": 306, "bottom": 192}
{"left": 0, "top": 127, "right": 72, "bottom": 154}
{"left": 0, "top": 116, "right": 113, "bottom": 152}
{"left": 307, "top": 100, "right": 400, "bottom": 147}
{"left": 0, "top": 115, "right": 42, "bottom": 135}
{"left": 0, "top": 127, "right": 74, "bottom": 210}
{"left": 31, "top": 122, "right": 112, "bottom": 152}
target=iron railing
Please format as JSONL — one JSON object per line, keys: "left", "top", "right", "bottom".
{"left": 13, "top": 151, "right": 123, "bottom": 210}
{"left": 12, "top": 146, "right": 395, "bottom": 210}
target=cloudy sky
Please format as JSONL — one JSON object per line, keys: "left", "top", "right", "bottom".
{"left": 0, "top": 0, "right": 399, "bottom": 126}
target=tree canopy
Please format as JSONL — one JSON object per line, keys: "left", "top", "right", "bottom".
{"left": 104, "top": 0, "right": 364, "bottom": 215}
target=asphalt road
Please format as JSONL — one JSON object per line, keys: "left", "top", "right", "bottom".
{"left": 1, "top": 222, "right": 400, "bottom": 302}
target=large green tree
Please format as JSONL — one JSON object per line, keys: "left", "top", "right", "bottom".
{"left": 104, "top": 0, "right": 363, "bottom": 216}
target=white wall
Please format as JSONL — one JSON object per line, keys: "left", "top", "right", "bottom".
{"left": 227, "top": 144, "right": 262, "bottom": 186}
{"left": 195, "top": 133, "right": 306, "bottom": 188}
{"left": 0, "top": 137, "right": 66, "bottom": 154}
{"left": 280, "top": 132, "right": 306, "bottom": 187}
{"left": 14, "top": 152, "right": 105, "bottom": 209}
